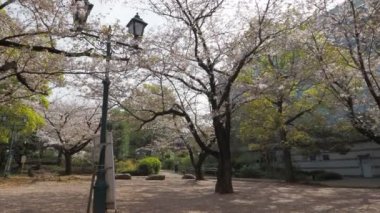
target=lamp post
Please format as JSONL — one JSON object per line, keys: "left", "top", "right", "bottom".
{"left": 127, "top": 13, "right": 148, "bottom": 38}
{"left": 1, "top": 115, "right": 27, "bottom": 178}
{"left": 71, "top": 1, "right": 147, "bottom": 212}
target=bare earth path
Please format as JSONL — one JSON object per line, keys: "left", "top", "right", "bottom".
{"left": 0, "top": 172, "right": 379, "bottom": 213}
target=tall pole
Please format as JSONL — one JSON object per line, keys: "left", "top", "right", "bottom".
{"left": 3, "top": 127, "right": 15, "bottom": 178}
{"left": 93, "top": 26, "right": 111, "bottom": 213}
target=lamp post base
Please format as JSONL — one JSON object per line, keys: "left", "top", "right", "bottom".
{"left": 93, "top": 168, "right": 108, "bottom": 213}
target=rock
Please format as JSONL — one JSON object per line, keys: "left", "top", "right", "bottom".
{"left": 182, "top": 174, "right": 195, "bottom": 179}
{"left": 115, "top": 173, "right": 132, "bottom": 180}
{"left": 145, "top": 174, "right": 165, "bottom": 180}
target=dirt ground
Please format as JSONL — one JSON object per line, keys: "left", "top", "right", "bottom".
{"left": 0, "top": 172, "right": 379, "bottom": 213}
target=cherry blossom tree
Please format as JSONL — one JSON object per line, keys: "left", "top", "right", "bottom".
{"left": 42, "top": 100, "right": 100, "bottom": 175}
{"left": 307, "top": 0, "right": 380, "bottom": 144}
{"left": 116, "top": 0, "right": 294, "bottom": 193}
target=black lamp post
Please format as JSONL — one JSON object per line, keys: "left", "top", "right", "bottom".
{"left": 71, "top": 1, "right": 147, "bottom": 212}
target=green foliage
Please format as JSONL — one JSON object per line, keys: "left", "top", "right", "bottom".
{"left": 115, "top": 159, "right": 138, "bottom": 174}
{"left": 72, "top": 155, "right": 92, "bottom": 166}
{"left": 39, "top": 96, "right": 50, "bottom": 109}
{"left": 294, "top": 105, "right": 363, "bottom": 153}
{"left": 71, "top": 156, "right": 93, "bottom": 174}
{"left": 235, "top": 166, "right": 263, "bottom": 178}
{"left": 0, "top": 103, "right": 44, "bottom": 143}
{"left": 178, "top": 156, "right": 192, "bottom": 172}
{"left": 236, "top": 41, "right": 332, "bottom": 155}
{"left": 231, "top": 152, "right": 259, "bottom": 171}
{"left": 116, "top": 157, "right": 162, "bottom": 176}
{"left": 160, "top": 149, "right": 175, "bottom": 160}
{"left": 136, "top": 157, "right": 161, "bottom": 175}
{"left": 239, "top": 98, "right": 279, "bottom": 143}
{"left": 159, "top": 150, "right": 180, "bottom": 170}
{"left": 287, "top": 129, "right": 311, "bottom": 146}
{"left": 110, "top": 109, "right": 157, "bottom": 159}
{"left": 111, "top": 120, "right": 131, "bottom": 160}
{"left": 162, "top": 158, "right": 175, "bottom": 170}
{"left": 0, "top": 43, "right": 63, "bottom": 107}
{"left": 203, "top": 155, "right": 218, "bottom": 168}
{"left": 129, "top": 130, "right": 155, "bottom": 157}
{"left": 39, "top": 148, "right": 57, "bottom": 162}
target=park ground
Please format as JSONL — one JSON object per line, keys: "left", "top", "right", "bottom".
{"left": 0, "top": 172, "right": 379, "bottom": 213}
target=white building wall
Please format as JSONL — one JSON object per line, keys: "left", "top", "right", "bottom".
{"left": 292, "top": 142, "right": 380, "bottom": 177}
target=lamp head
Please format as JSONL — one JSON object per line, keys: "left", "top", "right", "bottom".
{"left": 127, "top": 13, "right": 148, "bottom": 38}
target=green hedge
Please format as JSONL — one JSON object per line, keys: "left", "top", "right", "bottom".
{"left": 136, "top": 157, "right": 161, "bottom": 175}
{"left": 116, "top": 157, "right": 163, "bottom": 176}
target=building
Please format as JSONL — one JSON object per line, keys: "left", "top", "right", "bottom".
{"left": 292, "top": 142, "right": 380, "bottom": 177}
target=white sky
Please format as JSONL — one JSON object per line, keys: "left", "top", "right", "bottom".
{"left": 52, "top": 0, "right": 164, "bottom": 101}
{"left": 52, "top": 0, "right": 346, "bottom": 102}
{"left": 89, "top": 0, "right": 165, "bottom": 31}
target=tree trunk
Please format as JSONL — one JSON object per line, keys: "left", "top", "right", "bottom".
{"left": 194, "top": 152, "right": 207, "bottom": 180}
{"left": 278, "top": 98, "right": 295, "bottom": 182}
{"left": 57, "top": 149, "right": 63, "bottom": 166}
{"left": 194, "top": 165, "right": 203, "bottom": 180}
{"left": 214, "top": 136, "right": 233, "bottom": 194}
{"left": 215, "top": 153, "right": 233, "bottom": 193}
{"left": 280, "top": 128, "right": 295, "bottom": 182}
{"left": 283, "top": 148, "right": 295, "bottom": 182}
{"left": 64, "top": 152, "right": 72, "bottom": 175}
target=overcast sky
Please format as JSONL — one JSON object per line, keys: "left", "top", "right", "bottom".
{"left": 52, "top": 0, "right": 165, "bottom": 102}
{"left": 52, "top": 0, "right": 346, "bottom": 102}
{"left": 89, "top": 0, "right": 165, "bottom": 31}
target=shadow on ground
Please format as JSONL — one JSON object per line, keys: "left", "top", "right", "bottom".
{"left": 0, "top": 172, "right": 379, "bottom": 213}
{"left": 115, "top": 173, "right": 380, "bottom": 213}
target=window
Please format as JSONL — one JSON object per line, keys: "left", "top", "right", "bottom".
{"left": 323, "top": 154, "right": 330, "bottom": 161}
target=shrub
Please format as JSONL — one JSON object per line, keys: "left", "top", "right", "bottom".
{"left": 115, "top": 159, "right": 137, "bottom": 174}
{"left": 72, "top": 157, "right": 92, "bottom": 168}
{"left": 293, "top": 170, "right": 311, "bottom": 181}
{"left": 178, "top": 156, "right": 192, "bottom": 172}
{"left": 162, "top": 158, "right": 175, "bottom": 170}
{"left": 136, "top": 157, "right": 161, "bottom": 175}
{"left": 71, "top": 156, "right": 94, "bottom": 174}
{"left": 41, "top": 149, "right": 59, "bottom": 162}
{"left": 177, "top": 151, "right": 188, "bottom": 158}
{"left": 313, "top": 171, "right": 343, "bottom": 181}
{"left": 236, "top": 166, "right": 263, "bottom": 178}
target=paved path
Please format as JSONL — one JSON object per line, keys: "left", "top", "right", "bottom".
{"left": 0, "top": 172, "right": 379, "bottom": 212}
